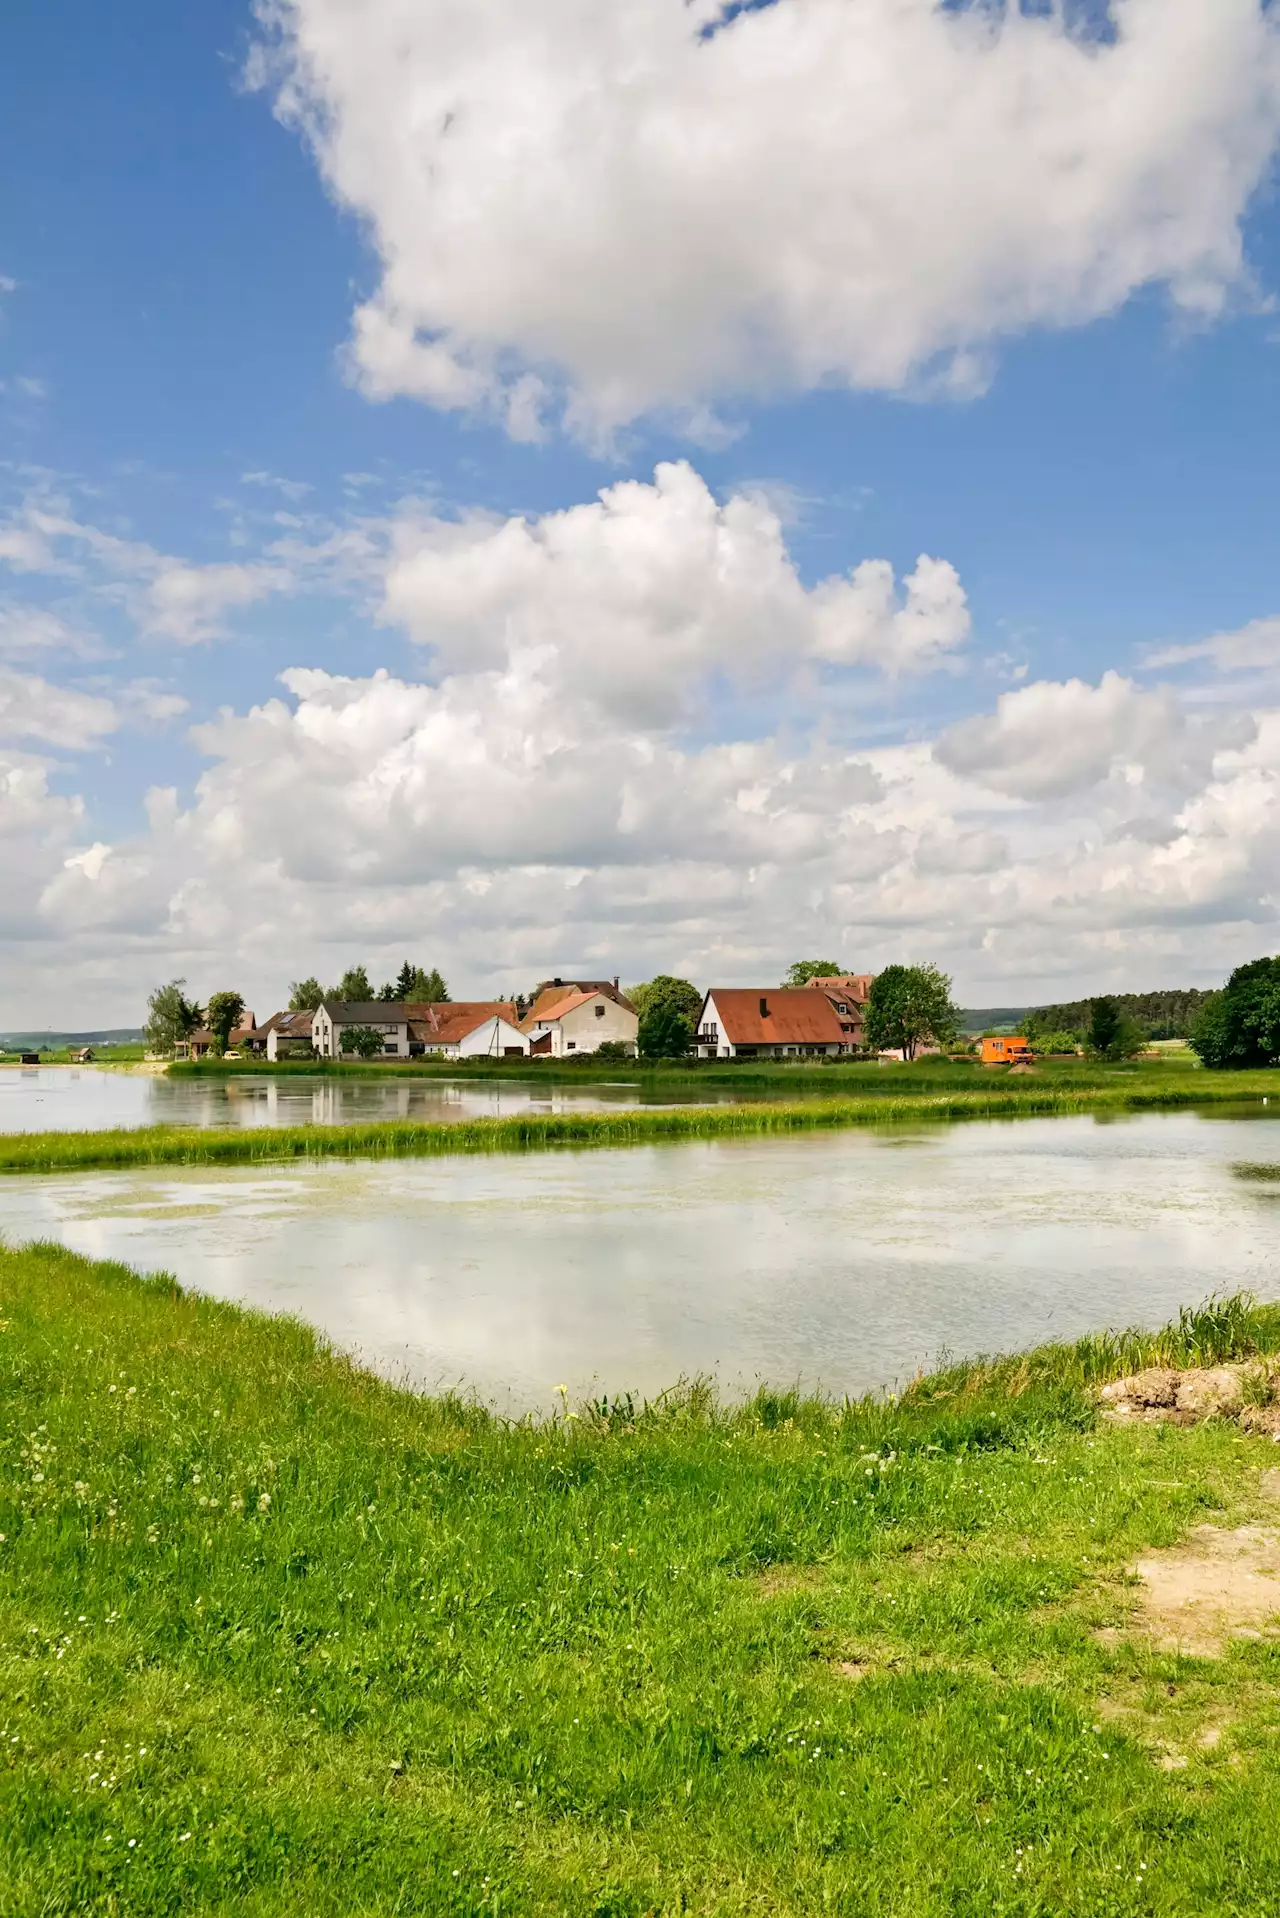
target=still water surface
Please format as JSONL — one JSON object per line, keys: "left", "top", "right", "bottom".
{"left": 0, "top": 1065, "right": 735, "bottom": 1132}
{"left": 4, "top": 1108, "right": 1279, "bottom": 1411}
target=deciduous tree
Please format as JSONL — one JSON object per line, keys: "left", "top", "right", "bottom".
{"left": 783, "top": 959, "right": 844, "bottom": 987}
{"left": 1190, "top": 958, "right": 1280, "bottom": 1069}
{"left": 143, "top": 980, "right": 203, "bottom": 1055}
{"left": 205, "top": 991, "right": 246, "bottom": 1056}
{"left": 289, "top": 978, "right": 325, "bottom": 1011}
{"left": 336, "top": 966, "right": 373, "bottom": 1003}
{"left": 864, "top": 964, "right": 959, "bottom": 1061}
{"left": 629, "top": 975, "right": 701, "bottom": 1024}
{"left": 638, "top": 1003, "right": 693, "bottom": 1059}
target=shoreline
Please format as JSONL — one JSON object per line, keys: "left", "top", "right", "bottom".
{"left": 5, "top": 1240, "right": 1280, "bottom": 1913}
{"left": 0, "top": 1077, "right": 1273, "bottom": 1173}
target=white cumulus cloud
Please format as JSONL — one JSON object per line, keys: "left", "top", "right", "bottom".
{"left": 255, "top": 0, "right": 1280, "bottom": 438}
{"left": 382, "top": 462, "right": 969, "bottom": 723}
{"left": 933, "top": 670, "right": 1254, "bottom": 800}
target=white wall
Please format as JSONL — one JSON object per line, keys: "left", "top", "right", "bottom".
{"left": 555, "top": 995, "right": 638, "bottom": 1056}
{"left": 458, "top": 1016, "right": 531, "bottom": 1058}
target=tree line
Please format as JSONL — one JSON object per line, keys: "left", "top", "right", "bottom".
{"left": 1024, "top": 988, "right": 1212, "bottom": 1044}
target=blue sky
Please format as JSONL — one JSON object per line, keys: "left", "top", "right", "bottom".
{"left": 3, "top": 0, "right": 1280, "bottom": 1021}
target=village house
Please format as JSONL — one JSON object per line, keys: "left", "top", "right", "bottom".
{"left": 310, "top": 1000, "right": 530, "bottom": 1061}
{"left": 255, "top": 1009, "right": 314, "bottom": 1061}
{"left": 519, "top": 979, "right": 638, "bottom": 1057}
{"left": 173, "top": 1013, "right": 257, "bottom": 1061}
{"left": 694, "top": 988, "right": 850, "bottom": 1060}
{"left": 799, "top": 974, "right": 875, "bottom": 1048}
{"left": 411, "top": 1002, "right": 530, "bottom": 1060}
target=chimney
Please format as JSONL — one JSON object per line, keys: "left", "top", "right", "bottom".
{"left": 759, "top": 996, "right": 769, "bottom": 1019}
{"left": 613, "top": 975, "right": 619, "bottom": 991}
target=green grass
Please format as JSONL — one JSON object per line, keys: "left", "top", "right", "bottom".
{"left": 0, "top": 1046, "right": 148, "bottom": 1067}
{"left": 5, "top": 1245, "right": 1280, "bottom": 1914}
{"left": 2, "top": 1066, "right": 1278, "bottom": 1174}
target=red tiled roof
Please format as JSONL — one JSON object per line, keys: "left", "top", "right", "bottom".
{"left": 519, "top": 982, "right": 634, "bottom": 1031}
{"left": 705, "top": 989, "right": 847, "bottom": 1047}
{"left": 412, "top": 1002, "right": 519, "bottom": 1044}
{"left": 805, "top": 975, "right": 875, "bottom": 1003}
{"left": 521, "top": 980, "right": 634, "bottom": 1027}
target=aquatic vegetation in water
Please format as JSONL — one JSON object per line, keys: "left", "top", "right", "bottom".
{"left": 2, "top": 1070, "right": 1278, "bottom": 1174}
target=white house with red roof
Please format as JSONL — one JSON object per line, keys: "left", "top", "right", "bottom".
{"left": 694, "top": 988, "right": 850, "bottom": 1060}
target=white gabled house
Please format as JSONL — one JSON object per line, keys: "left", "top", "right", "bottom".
{"left": 694, "top": 988, "right": 850, "bottom": 1060}
{"left": 410, "top": 1003, "right": 530, "bottom": 1059}
{"left": 518, "top": 979, "right": 638, "bottom": 1057}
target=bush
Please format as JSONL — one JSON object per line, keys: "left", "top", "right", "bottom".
{"left": 341, "top": 1026, "right": 386, "bottom": 1059}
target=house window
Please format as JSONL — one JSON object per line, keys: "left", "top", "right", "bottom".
{"left": 567, "top": 1040, "right": 576, "bottom": 1050}
{"left": 595, "top": 1004, "right": 605, "bottom": 1017}
{"left": 383, "top": 1042, "right": 397, "bottom": 1054}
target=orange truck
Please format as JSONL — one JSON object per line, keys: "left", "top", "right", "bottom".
{"left": 980, "top": 1035, "right": 1033, "bottom": 1066}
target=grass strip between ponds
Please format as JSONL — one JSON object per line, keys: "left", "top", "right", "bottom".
{"left": 0, "top": 1075, "right": 1272, "bottom": 1174}
{"left": 5, "top": 1244, "right": 1280, "bottom": 1915}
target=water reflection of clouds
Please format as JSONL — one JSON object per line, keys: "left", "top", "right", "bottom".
{"left": 0, "top": 1065, "right": 737, "bottom": 1134}
{"left": 4, "top": 1113, "right": 1279, "bottom": 1411}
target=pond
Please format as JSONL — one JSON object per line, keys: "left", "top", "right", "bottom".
{"left": 4, "top": 1107, "right": 1279, "bottom": 1412}
{"left": 0, "top": 1065, "right": 748, "bottom": 1132}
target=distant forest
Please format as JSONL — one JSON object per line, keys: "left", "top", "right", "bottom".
{"left": 1026, "top": 989, "right": 1214, "bottom": 1041}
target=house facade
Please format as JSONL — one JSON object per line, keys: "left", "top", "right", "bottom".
{"left": 259, "top": 1009, "right": 314, "bottom": 1060}
{"left": 694, "top": 988, "right": 850, "bottom": 1059}
{"left": 309, "top": 1000, "right": 531, "bottom": 1060}
{"left": 312, "top": 1002, "right": 414, "bottom": 1059}
{"left": 519, "top": 979, "right": 638, "bottom": 1057}
{"left": 411, "top": 1003, "right": 530, "bottom": 1059}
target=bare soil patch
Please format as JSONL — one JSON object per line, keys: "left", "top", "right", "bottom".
{"left": 1099, "top": 1364, "right": 1280, "bottom": 1437}
{"left": 1127, "top": 1524, "right": 1280, "bottom": 1656}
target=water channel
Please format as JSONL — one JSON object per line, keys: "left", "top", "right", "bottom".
{"left": 0, "top": 1065, "right": 742, "bottom": 1132}
{"left": 3, "top": 1105, "right": 1278, "bottom": 1411}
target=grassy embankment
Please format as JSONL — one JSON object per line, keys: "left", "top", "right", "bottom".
{"left": 1, "top": 1061, "right": 1277, "bottom": 1175}
{"left": 0, "top": 1046, "right": 148, "bottom": 1067}
{"left": 4, "top": 1242, "right": 1280, "bottom": 1913}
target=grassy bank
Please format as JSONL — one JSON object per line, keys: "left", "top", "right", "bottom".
{"left": 1, "top": 1069, "right": 1278, "bottom": 1174}
{"left": 5, "top": 1244, "right": 1280, "bottom": 1914}
{"left": 167, "top": 1053, "right": 1195, "bottom": 1090}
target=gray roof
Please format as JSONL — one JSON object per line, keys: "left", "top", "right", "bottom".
{"left": 318, "top": 1001, "right": 410, "bottom": 1024}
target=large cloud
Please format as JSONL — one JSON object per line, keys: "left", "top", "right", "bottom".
{"left": 933, "top": 670, "right": 1254, "bottom": 800}
{"left": 382, "top": 462, "right": 969, "bottom": 720}
{"left": 254, "top": 0, "right": 1280, "bottom": 437}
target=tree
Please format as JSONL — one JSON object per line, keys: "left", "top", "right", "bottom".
{"left": 629, "top": 975, "right": 701, "bottom": 1025}
{"left": 1085, "top": 997, "right": 1144, "bottom": 1062}
{"left": 638, "top": 1003, "right": 693, "bottom": 1059}
{"left": 864, "top": 964, "right": 960, "bottom": 1061}
{"left": 1189, "top": 958, "right": 1280, "bottom": 1069}
{"left": 342, "top": 1026, "right": 386, "bottom": 1059}
{"left": 336, "top": 966, "right": 373, "bottom": 1003}
{"left": 205, "top": 991, "right": 246, "bottom": 1056}
{"left": 783, "top": 959, "right": 844, "bottom": 988}
{"left": 143, "top": 979, "right": 203, "bottom": 1055}
{"left": 289, "top": 978, "right": 325, "bottom": 1012}
{"left": 1034, "top": 1030, "right": 1080, "bottom": 1056}
{"left": 404, "top": 966, "right": 449, "bottom": 1004}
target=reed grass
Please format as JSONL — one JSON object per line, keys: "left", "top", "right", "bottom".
{"left": 0, "top": 1071, "right": 1274, "bottom": 1174}
{"left": 5, "top": 1242, "right": 1280, "bottom": 1915}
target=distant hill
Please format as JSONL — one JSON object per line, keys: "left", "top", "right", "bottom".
{"left": 959, "top": 1007, "right": 1030, "bottom": 1035}
{"left": 0, "top": 1028, "right": 144, "bottom": 1049}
